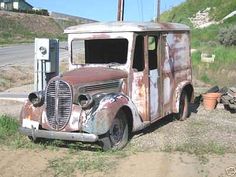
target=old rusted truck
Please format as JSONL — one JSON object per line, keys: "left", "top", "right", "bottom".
{"left": 19, "top": 22, "right": 193, "bottom": 150}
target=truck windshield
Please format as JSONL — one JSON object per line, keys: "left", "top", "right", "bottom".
{"left": 72, "top": 39, "right": 128, "bottom": 65}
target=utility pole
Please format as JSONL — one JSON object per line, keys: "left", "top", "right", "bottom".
{"left": 156, "top": 0, "right": 160, "bottom": 22}
{"left": 117, "top": 0, "right": 125, "bottom": 21}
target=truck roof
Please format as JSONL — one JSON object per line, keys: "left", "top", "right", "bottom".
{"left": 64, "top": 21, "right": 190, "bottom": 34}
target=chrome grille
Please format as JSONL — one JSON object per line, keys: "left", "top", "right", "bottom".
{"left": 79, "top": 81, "right": 120, "bottom": 93}
{"left": 46, "top": 80, "right": 72, "bottom": 130}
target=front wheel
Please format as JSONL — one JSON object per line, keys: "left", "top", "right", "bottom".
{"left": 175, "top": 90, "right": 189, "bottom": 121}
{"left": 99, "top": 110, "right": 128, "bottom": 151}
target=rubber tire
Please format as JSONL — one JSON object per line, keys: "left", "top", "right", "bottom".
{"left": 175, "top": 90, "right": 189, "bottom": 121}
{"left": 99, "top": 110, "right": 129, "bottom": 151}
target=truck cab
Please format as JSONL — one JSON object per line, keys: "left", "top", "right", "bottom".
{"left": 20, "top": 21, "right": 193, "bottom": 150}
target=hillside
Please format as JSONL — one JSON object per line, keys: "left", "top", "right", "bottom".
{"left": 160, "top": 0, "right": 236, "bottom": 87}
{"left": 0, "top": 11, "right": 85, "bottom": 45}
{"left": 160, "top": 0, "right": 236, "bottom": 44}
{"left": 161, "top": 0, "right": 236, "bottom": 26}
{"left": 0, "top": 11, "right": 62, "bottom": 44}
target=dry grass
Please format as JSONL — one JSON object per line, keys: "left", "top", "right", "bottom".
{"left": 0, "top": 11, "right": 66, "bottom": 45}
{"left": 0, "top": 65, "right": 33, "bottom": 91}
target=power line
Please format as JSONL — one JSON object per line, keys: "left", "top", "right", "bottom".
{"left": 137, "top": 0, "right": 144, "bottom": 21}
{"left": 153, "top": 0, "right": 156, "bottom": 21}
{"left": 140, "top": 0, "right": 144, "bottom": 21}
{"left": 136, "top": 0, "right": 141, "bottom": 20}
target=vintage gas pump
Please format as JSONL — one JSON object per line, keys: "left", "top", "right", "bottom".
{"left": 34, "top": 38, "right": 59, "bottom": 91}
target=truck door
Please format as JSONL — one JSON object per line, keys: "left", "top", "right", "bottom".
{"left": 131, "top": 35, "right": 149, "bottom": 121}
{"left": 131, "top": 35, "right": 161, "bottom": 122}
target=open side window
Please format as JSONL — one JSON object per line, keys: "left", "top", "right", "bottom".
{"left": 72, "top": 38, "right": 128, "bottom": 65}
{"left": 148, "top": 36, "right": 158, "bottom": 70}
{"left": 132, "top": 36, "right": 144, "bottom": 72}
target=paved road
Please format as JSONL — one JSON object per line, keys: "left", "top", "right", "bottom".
{"left": 0, "top": 42, "right": 68, "bottom": 66}
{"left": 0, "top": 93, "right": 27, "bottom": 102}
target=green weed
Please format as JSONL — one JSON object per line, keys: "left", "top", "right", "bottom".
{"left": 200, "top": 74, "right": 211, "bottom": 83}
{"left": 191, "top": 50, "right": 201, "bottom": 65}
{"left": 0, "top": 115, "right": 18, "bottom": 140}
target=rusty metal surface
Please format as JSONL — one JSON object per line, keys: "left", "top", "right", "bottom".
{"left": 161, "top": 32, "right": 192, "bottom": 115}
{"left": 67, "top": 32, "right": 134, "bottom": 72}
{"left": 64, "top": 22, "right": 190, "bottom": 34}
{"left": 131, "top": 71, "right": 148, "bottom": 121}
{"left": 20, "top": 100, "right": 44, "bottom": 124}
{"left": 61, "top": 67, "right": 128, "bottom": 85}
{"left": 41, "top": 93, "right": 144, "bottom": 134}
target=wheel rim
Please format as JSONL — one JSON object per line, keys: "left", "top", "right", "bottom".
{"left": 110, "top": 118, "right": 124, "bottom": 145}
{"left": 180, "top": 93, "right": 188, "bottom": 118}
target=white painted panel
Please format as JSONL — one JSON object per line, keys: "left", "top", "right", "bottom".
{"left": 150, "top": 69, "right": 159, "bottom": 119}
{"left": 164, "top": 77, "right": 171, "bottom": 104}
{"left": 22, "top": 119, "right": 39, "bottom": 130}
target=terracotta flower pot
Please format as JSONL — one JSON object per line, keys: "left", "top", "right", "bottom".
{"left": 202, "top": 93, "right": 221, "bottom": 111}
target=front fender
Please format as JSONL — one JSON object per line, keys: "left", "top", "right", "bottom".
{"left": 20, "top": 100, "right": 43, "bottom": 125}
{"left": 82, "top": 93, "right": 142, "bottom": 135}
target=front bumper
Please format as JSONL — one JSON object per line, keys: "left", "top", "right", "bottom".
{"left": 19, "top": 127, "right": 99, "bottom": 143}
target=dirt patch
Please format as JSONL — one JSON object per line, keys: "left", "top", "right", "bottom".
{"left": 0, "top": 148, "right": 235, "bottom": 177}
{"left": 114, "top": 152, "right": 236, "bottom": 177}
{"left": 0, "top": 148, "right": 62, "bottom": 177}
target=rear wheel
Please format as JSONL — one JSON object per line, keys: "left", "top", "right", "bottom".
{"left": 99, "top": 110, "right": 128, "bottom": 151}
{"left": 175, "top": 90, "right": 189, "bottom": 121}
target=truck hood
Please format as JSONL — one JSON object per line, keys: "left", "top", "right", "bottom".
{"left": 61, "top": 67, "right": 128, "bottom": 85}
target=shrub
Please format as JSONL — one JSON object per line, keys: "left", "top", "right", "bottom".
{"left": 218, "top": 25, "right": 236, "bottom": 46}
{"left": 12, "top": 9, "right": 49, "bottom": 16}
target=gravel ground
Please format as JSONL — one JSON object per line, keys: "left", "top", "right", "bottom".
{"left": 128, "top": 86, "right": 236, "bottom": 153}
{"left": 129, "top": 103, "right": 236, "bottom": 153}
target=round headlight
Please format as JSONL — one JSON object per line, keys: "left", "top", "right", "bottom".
{"left": 78, "top": 94, "right": 94, "bottom": 109}
{"left": 28, "top": 91, "right": 44, "bottom": 107}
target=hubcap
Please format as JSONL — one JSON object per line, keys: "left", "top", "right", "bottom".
{"left": 110, "top": 118, "right": 124, "bottom": 145}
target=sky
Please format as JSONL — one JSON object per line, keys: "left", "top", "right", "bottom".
{"left": 27, "top": 0, "right": 185, "bottom": 21}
